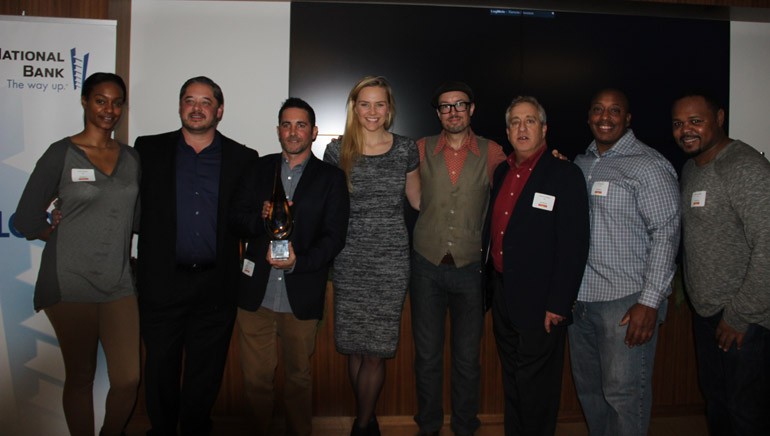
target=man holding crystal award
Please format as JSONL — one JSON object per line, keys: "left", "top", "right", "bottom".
{"left": 229, "top": 97, "right": 350, "bottom": 435}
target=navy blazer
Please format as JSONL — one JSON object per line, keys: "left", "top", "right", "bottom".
{"left": 134, "top": 129, "right": 259, "bottom": 308}
{"left": 230, "top": 153, "right": 349, "bottom": 320}
{"left": 484, "top": 151, "right": 590, "bottom": 329}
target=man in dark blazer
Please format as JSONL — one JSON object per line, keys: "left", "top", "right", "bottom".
{"left": 484, "top": 96, "right": 590, "bottom": 436}
{"left": 134, "top": 76, "right": 259, "bottom": 436}
{"left": 229, "top": 98, "right": 349, "bottom": 436}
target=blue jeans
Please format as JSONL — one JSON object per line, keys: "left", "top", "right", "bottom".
{"left": 410, "top": 252, "right": 483, "bottom": 435}
{"left": 568, "top": 293, "right": 667, "bottom": 436}
{"left": 693, "top": 311, "right": 770, "bottom": 436}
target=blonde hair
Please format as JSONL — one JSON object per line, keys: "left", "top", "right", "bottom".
{"left": 339, "top": 76, "right": 396, "bottom": 190}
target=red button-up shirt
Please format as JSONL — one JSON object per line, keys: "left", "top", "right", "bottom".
{"left": 490, "top": 144, "right": 547, "bottom": 273}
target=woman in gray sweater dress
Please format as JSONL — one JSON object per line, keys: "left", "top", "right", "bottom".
{"left": 324, "top": 76, "right": 421, "bottom": 435}
{"left": 14, "top": 73, "right": 140, "bottom": 436}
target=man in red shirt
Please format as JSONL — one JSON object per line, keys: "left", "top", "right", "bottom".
{"left": 485, "top": 96, "right": 590, "bottom": 435}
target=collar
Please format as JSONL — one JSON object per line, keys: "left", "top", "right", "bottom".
{"left": 282, "top": 152, "right": 311, "bottom": 170}
{"left": 588, "top": 129, "right": 637, "bottom": 157}
{"left": 508, "top": 143, "right": 547, "bottom": 169}
{"left": 432, "top": 130, "right": 480, "bottom": 157}
{"left": 178, "top": 130, "right": 222, "bottom": 155}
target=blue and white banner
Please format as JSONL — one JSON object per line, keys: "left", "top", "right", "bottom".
{"left": 0, "top": 15, "right": 116, "bottom": 435}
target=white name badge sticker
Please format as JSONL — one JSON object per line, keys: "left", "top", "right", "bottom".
{"left": 532, "top": 192, "right": 556, "bottom": 211}
{"left": 242, "top": 259, "right": 255, "bottom": 277}
{"left": 691, "top": 191, "right": 707, "bottom": 208}
{"left": 71, "top": 168, "right": 96, "bottom": 182}
{"left": 591, "top": 181, "right": 609, "bottom": 196}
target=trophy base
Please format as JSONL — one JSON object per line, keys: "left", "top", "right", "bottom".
{"left": 270, "top": 240, "right": 290, "bottom": 260}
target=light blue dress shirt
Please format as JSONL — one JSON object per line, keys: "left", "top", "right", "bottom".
{"left": 574, "top": 129, "right": 680, "bottom": 309}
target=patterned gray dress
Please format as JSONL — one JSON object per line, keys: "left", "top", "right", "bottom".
{"left": 323, "top": 134, "right": 419, "bottom": 358}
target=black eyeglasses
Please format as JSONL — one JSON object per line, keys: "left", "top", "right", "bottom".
{"left": 436, "top": 101, "right": 471, "bottom": 114}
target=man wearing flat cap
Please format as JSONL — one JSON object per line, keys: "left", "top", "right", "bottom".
{"left": 410, "top": 81, "right": 506, "bottom": 436}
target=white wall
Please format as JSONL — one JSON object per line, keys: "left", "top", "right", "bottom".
{"left": 129, "top": 0, "right": 290, "bottom": 155}
{"left": 731, "top": 21, "right": 770, "bottom": 157}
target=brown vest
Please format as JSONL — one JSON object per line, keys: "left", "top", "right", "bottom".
{"left": 413, "top": 135, "right": 490, "bottom": 267}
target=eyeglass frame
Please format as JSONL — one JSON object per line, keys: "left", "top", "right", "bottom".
{"left": 435, "top": 100, "right": 472, "bottom": 114}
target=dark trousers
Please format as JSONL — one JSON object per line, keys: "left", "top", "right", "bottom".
{"left": 410, "top": 252, "right": 483, "bottom": 435}
{"left": 140, "top": 268, "right": 237, "bottom": 436}
{"left": 693, "top": 311, "right": 770, "bottom": 436}
{"left": 491, "top": 272, "right": 565, "bottom": 436}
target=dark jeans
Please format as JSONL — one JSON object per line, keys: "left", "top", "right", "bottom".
{"left": 410, "top": 252, "right": 483, "bottom": 435}
{"left": 140, "top": 268, "right": 237, "bottom": 436}
{"left": 491, "top": 271, "right": 566, "bottom": 436}
{"left": 693, "top": 311, "right": 770, "bottom": 436}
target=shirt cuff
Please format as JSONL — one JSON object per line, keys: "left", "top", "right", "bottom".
{"left": 638, "top": 290, "right": 666, "bottom": 310}
{"left": 722, "top": 307, "right": 750, "bottom": 333}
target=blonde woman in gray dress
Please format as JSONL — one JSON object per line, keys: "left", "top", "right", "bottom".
{"left": 324, "top": 76, "right": 420, "bottom": 435}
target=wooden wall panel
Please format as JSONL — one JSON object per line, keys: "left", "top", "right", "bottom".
{"left": 108, "top": 0, "right": 131, "bottom": 143}
{"left": 650, "top": 297, "right": 705, "bottom": 414}
{"left": 189, "top": 282, "right": 702, "bottom": 422}
{"left": 0, "top": 0, "right": 107, "bottom": 19}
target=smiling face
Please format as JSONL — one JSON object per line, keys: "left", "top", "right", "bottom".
{"left": 277, "top": 107, "right": 317, "bottom": 159}
{"left": 588, "top": 90, "right": 631, "bottom": 153}
{"left": 437, "top": 90, "right": 474, "bottom": 135}
{"left": 507, "top": 102, "right": 547, "bottom": 159}
{"left": 82, "top": 81, "right": 124, "bottom": 132}
{"left": 672, "top": 96, "right": 727, "bottom": 164}
{"left": 178, "top": 82, "right": 223, "bottom": 134}
{"left": 354, "top": 85, "right": 390, "bottom": 133}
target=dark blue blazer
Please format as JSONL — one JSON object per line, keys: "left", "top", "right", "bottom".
{"left": 134, "top": 130, "right": 259, "bottom": 308}
{"left": 230, "top": 153, "right": 349, "bottom": 320}
{"left": 484, "top": 151, "right": 590, "bottom": 329}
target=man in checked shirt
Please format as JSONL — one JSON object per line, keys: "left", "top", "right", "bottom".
{"left": 570, "top": 88, "right": 681, "bottom": 436}
{"left": 409, "top": 81, "right": 506, "bottom": 436}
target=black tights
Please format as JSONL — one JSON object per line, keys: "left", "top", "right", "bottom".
{"left": 348, "top": 354, "right": 385, "bottom": 428}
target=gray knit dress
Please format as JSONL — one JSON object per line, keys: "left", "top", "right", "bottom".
{"left": 323, "top": 134, "right": 419, "bottom": 358}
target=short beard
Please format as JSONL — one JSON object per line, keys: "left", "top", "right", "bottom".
{"left": 443, "top": 124, "right": 469, "bottom": 135}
